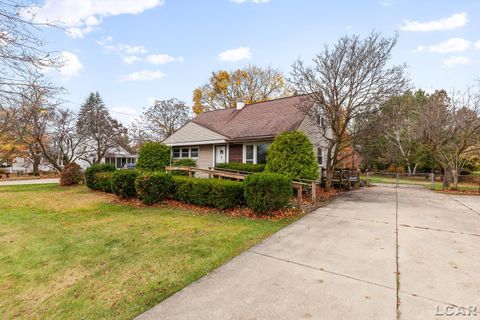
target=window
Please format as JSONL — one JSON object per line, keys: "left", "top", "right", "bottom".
{"left": 316, "top": 114, "right": 325, "bottom": 127}
{"left": 173, "top": 147, "right": 199, "bottom": 159}
{"left": 245, "top": 145, "right": 255, "bottom": 164}
{"left": 256, "top": 143, "right": 268, "bottom": 164}
{"left": 243, "top": 143, "right": 270, "bottom": 164}
{"left": 190, "top": 147, "right": 199, "bottom": 158}
{"left": 317, "top": 148, "right": 323, "bottom": 166}
{"left": 173, "top": 148, "right": 180, "bottom": 158}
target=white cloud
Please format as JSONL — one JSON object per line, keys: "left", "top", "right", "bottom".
{"left": 122, "top": 55, "right": 142, "bottom": 64}
{"left": 146, "top": 54, "right": 184, "bottom": 64}
{"left": 475, "top": 41, "right": 480, "bottom": 50}
{"left": 119, "top": 70, "right": 165, "bottom": 81}
{"left": 443, "top": 56, "right": 470, "bottom": 67}
{"left": 218, "top": 46, "right": 251, "bottom": 62}
{"left": 230, "top": 0, "right": 270, "bottom": 3}
{"left": 379, "top": 0, "right": 393, "bottom": 7}
{"left": 23, "top": 0, "right": 164, "bottom": 38}
{"left": 416, "top": 38, "right": 471, "bottom": 53}
{"left": 400, "top": 12, "right": 468, "bottom": 32}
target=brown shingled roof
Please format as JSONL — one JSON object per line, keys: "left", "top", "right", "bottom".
{"left": 192, "top": 95, "right": 313, "bottom": 140}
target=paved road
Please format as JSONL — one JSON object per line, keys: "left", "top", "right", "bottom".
{"left": 136, "top": 185, "right": 480, "bottom": 320}
{"left": 0, "top": 178, "right": 59, "bottom": 186}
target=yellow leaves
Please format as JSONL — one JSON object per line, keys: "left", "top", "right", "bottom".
{"left": 192, "top": 65, "right": 289, "bottom": 114}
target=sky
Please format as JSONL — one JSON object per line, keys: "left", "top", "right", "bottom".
{"left": 28, "top": 0, "right": 480, "bottom": 125}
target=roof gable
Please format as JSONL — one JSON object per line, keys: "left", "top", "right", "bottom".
{"left": 164, "top": 121, "right": 228, "bottom": 146}
{"left": 192, "top": 95, "right": 312, "bottom": 139}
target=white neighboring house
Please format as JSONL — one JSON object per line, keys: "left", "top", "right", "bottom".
{"left": 3, "top": 145, "right": 138, "bottom": 174}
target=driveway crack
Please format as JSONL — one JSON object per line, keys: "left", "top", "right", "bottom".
{"left": 395, "top": 183, "right": 401, "bottom": 320}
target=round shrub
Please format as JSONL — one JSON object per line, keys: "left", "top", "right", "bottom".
{"left": 85, "top": 163, "right": 116, "bottom": 189}
{"left": 60, "top": 162, "right": 84, "bottom": 186}
{"left": 136, "top": 142, "right": 170, "bottom": 171}
{"left": 93, "top": 172, "right": 114, "bottom": 193}
{"left": 135, "top": 172, "right": 174, "bottom": 205}
{"left": 265, "top": 131, "right": 318, "bottom": 180}
{"left": 111, "top": 170, "right": 138, "bottom": 198}
{"left": 244, "top": 172, "right": 293, "bottom": 214}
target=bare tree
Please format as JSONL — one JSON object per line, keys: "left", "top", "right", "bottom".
{"left": 290, "top": 32, "right": 409, "bottom": 190}
{"left": 420, "top": 89, "right": 480, "bottom": 189}
{"left": 76, "top": 92, "right": 127, "bottom": 165}
{"left": 0, "top": 0, "right": 59, "bottom": 101}
{"left": 6, "top": 75, "right": 62, "bottom": 173}
{"left": 131, "top": 98, "right": 190, "bottom": 144}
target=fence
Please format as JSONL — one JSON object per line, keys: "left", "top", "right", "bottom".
{"left": 363, "top": 172, "right": 480, "bottom": 191}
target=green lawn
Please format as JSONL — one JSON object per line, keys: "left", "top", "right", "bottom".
{"left": 362, "top": 174, "right": 479, "bottom": 191}
{"left": 0, "top": 184, "right": 296, "bottom": 319}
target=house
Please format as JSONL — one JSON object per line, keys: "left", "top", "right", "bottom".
{"left": 164, "top": 95, "right": 329, "bottom": 172}
{"left": 3, "top": 145, "right": 137, "bottom": 174}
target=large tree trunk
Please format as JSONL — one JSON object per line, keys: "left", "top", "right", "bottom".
{"left": 451, "top": 170, "right": 459, "bottom": 190}
{"left": 32, "top": 155, "right": 40, "bottom": 176}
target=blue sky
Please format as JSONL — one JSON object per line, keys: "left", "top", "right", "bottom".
{"left": 32, "top": 0, "right": 480, "bottom": 125}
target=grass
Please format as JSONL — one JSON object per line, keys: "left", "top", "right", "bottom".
{"left": 0, "top": 184, "right": 297, "bottom": 319}
{"left": 362, "top": 174, "right": 480, "bottom": 192}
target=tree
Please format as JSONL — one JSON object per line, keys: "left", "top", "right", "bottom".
{"left": 192, "top": 65, "right": 291, "bottom": 114}
{"left": 265, "top": 131, "right": 318, "bottom": 180}
{"left": 76, "top": 92, "right": 127, "bottom": 165}
{"left": 136, "top": 142, "right": 170, "bottom": 171}
{"left": 131, "top": 98, "right": 190, "bottom": 143}
{"left": 377, "top": 90, "right": 427, "bottom": 175}
{"left": 6, "top": 76, "right": 61, "bottom": 174}
{"left": 0, "top": 1, "right": 59, "bottom": 101}
{"left": 290, "top": 31, "right": 409, "bottom": 190}
{"left": 420, "top": 89, "right": 480, "bottom": 189}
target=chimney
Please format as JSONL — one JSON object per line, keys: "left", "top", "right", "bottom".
{"left": 236, "top": 100, "right": 245, "bottom": 110}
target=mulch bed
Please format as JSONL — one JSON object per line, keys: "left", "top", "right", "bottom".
{"left": 111, "top": 187, "right": 343, "bottom": 220}
{"left": 437, "top": 189, "right": 480, "bottom": 196}
{"left": 112, "top": 197, "right": 303, "bottom": 221}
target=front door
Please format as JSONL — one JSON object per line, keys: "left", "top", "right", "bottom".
{"left": 215, "top": 146, "right": 226, "bottom": 164}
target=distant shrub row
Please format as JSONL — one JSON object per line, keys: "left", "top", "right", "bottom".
{"left": 215, "top": 163, "right": 266, "bottom": 173}
{"left": 86, "top": 164, "right": 293, "bottom": 214}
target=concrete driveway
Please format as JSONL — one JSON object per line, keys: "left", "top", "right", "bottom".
{"left": 0, "top": 178, "right": 59, "bottom": 186}
{"left": 136, "top": 185, "right": 480, "bottom": 320}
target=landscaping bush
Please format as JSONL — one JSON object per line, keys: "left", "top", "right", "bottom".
{"left": 93, "top": 172, "right": 114, "bottom": 193}
{"left": 173, "top": 176, "right": 244, "bottom": 209}
{"left": 135, "top": 172, "right": 174, "bottom": 205}
{"left": 265, "top": 131, "right": 318, "bottom": 180}
{"left": 243, "top": 172, "right": 293, "bottom": 214}
{"left": 386, "top": 164, "right": 405, "bottom": 173}
{"left": 136, "top": 142, "right": 170, "bottom": 171}
{"left": 172, "top": 158, "right": 197, "bottom": 176}
{"left": 85, "top": 163, "right": 116, "bottom": 189}
{"left": 215, "top": 163, "right": 265, "bottom": 173}
{"left": 60, "top": 162, "right": 84, "bottom": 186}
{"left": 111, "top": 170, "right": 138, "bottom": 198}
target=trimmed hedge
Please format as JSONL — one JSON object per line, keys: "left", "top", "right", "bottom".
{"left": 135, "top": 172, "right": 174, "bottom": 205}
{"left": 60, "top": 162, "right": 84, "bottom": 186}
{"left": 243, "top": 172, "right": 293, "bottom": 214}
{"left": 136, "top": 142, "right": 170, "bottom": 171}
{"left": 93, "top": 172, "right": 114, "bottom": 193}
{"left": 111, "top": 170, "right": 138, "bottom": 198}
{"left": 215, "top": 163, "right": 265, "bottom": 173}
{"left": 173, "top": 176, "right": 244, "bottom": 209}
{"left": 85, "top": 163, "right": 116, "bottom": 189}
{"left": 172, "top": 158, "right": 197, "bottom": 176}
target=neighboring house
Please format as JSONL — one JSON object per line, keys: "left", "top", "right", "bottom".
{"left": 3, "top": 146, "right": 137, "bottom": 173}
{"left": 164, "top": 95, "right": 329, "bottom": 172}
